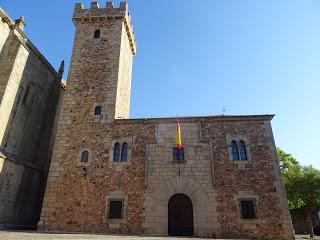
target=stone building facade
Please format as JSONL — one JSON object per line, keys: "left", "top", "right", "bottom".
{"left": 0, "top": 1, "right": 295, "bottom": 239}
{"left": 0, "top": 8, "right": 64, "bottom": 228}
{"left": 37, "top": 2, "right": 295, "bottom": 239}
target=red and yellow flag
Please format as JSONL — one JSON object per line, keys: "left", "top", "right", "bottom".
{"left": 176, "top": 117, "right": 182, "bottom": 150}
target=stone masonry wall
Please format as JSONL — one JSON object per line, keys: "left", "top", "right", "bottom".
{"left": 41, "top": 116, "right": 294, "bottom": 240}
{"left": 114, "top": 20, "right": 134, "bottom": 119}
{"left": 40, "top": 121, "right": 154, "bottom": 233}
{"left": 201, "top": 117, "right": 294, "bottom": 239}
{"left": 140, "top": 116, "right": 294, "bottom": 239}
{"left": 69, "top": 2, "right": 136, "bottom": 121}
{"left": 143, "top": 121, "right": 219, "bottom": 237}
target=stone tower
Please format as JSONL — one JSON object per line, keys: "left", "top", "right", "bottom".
{"left": 39, "top": 1, "right": 137, "bottom": 231}
{"left": 70, "top": 1, "right": 136, "bottom": 121}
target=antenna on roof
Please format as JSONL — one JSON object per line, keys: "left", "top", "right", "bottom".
{"left": 222, "top": 106, "right": 226, "bottom": 115}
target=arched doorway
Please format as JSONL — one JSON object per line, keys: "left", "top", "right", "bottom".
{"left": 168, "top": 193, "right": 194, "bottom": 236}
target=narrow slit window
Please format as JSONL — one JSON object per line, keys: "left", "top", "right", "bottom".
{"left": 113, "top": 143, "right": 120, "bottom": 162}
{"left": 95, "top": 106, "right": 102, "bottom": 115}
{"left": 239, "top": 140, "right": 248, "bottom": 160}
{"left": 121, "top": 143, "right": 128, "bottom": 162}
{"left": 81, "top": 151, "right": 89, "bottom": 163}
{"left": 94, "top": 29, "right": 100, "bottom": 39}
{"left": 231, "top": 141, "right": 239, "bottom": 160}
{"left": 22, "top": 86, "right": 30, "bottom": 105}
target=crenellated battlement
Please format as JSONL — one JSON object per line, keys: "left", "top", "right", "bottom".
{"left": 74, "top": 1, "right": 128, "bottom": 11}
{"left": 73, "top": 1, "right": 136, "bottom": 54}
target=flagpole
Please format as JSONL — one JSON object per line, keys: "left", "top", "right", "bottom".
{"left": 177, "top": 114, "right": 181, "bottom": 177}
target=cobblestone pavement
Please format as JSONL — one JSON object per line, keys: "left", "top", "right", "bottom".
{"left": 0, "top": 232, "right": 319, "bottom": 240}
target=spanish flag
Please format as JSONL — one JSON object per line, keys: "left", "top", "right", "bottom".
{"left": 176, "top": 117, "right": 182, "bottom": 150}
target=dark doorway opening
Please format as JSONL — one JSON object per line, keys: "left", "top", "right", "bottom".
{"left": 168, "top": 193, "right": 194, "bottom": 236}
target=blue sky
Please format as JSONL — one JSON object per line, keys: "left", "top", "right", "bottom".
{"left": 1, "top": 0, "right": 319, "bottom": 169}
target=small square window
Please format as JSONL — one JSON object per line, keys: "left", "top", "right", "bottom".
{"left": 173, "top": 147, "right": 185, "bottom": 161}
{"left": 240, "top": 199, "right": 257, "bottom": 219}
{"left": 95, "top": 106, "right": 102, "bottom": 115}
{"left": 108, "top": 200, "right": 123, "bottom": 219}
{"left": 94, "top": 30, "right": 100, "bottom": 39}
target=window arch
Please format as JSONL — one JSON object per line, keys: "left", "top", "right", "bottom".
{"left": 121, "top": 143, "right": 128, "bottom": 162}
{"left": 114, "top": 143, "right": 121, "bottom": 162}
{"left": 94, "top": 29, "right": 100, "bottom": 39}
{"left": 95, "top": 106, "right": 102, "bottom": 115}
{"left": 231, "top": 140, "right": 239, "bottom": 160}
{"left": 81, "top": 151, "right": 89, "bottom": 163}
{"left": 239, "top": 140, "right": 248, "bottom": 160}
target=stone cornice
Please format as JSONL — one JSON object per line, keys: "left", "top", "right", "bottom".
{"left": 115, "top": 114, "right": 275, "bottom": 124}
{"left": 0, "top": 149, "right": 44, "bottom": 172}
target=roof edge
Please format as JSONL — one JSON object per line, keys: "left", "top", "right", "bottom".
{"left": 115, "top": 114, "right": 275, "bottom": 124}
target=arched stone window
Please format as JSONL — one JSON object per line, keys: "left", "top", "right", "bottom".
{"left": 95, "top": 106, "right": 102, "bottom": 115}
{"left": 121, "top": 143, "right": 128, "bottom": 162}
{"left": 81, "top": 151, "right": 89, "bottom": 163}
{"left": 231, "top": 141, "right": 239, "bottom": 160}
{"left": 113, "top": 143, "right": 121, "bottom": 162}
{"left": 94, "top": 29, "right": 100, "bottom": 39}
{"left": 239, "top": 140, "right": 248, "bottom": 160}
{"left": 111, "top": 139, "right": 132, "bottom": 164}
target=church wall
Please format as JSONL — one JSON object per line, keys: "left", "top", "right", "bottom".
{"left": 0, "top": 9, "right": 11, "bottom": 64}
{"left": 0, "top": 157, "right": 43, "bottom": 226}
{"left": 0, "top": 8, "right": 64, "bottom": 227}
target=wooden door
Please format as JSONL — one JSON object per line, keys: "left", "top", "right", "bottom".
{"left": 168, "top": 194, "right": 194, "bottom": 236}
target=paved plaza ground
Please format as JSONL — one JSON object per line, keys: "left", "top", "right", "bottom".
{"left": 0, "top": 232, "right": 319, "bottom": 240}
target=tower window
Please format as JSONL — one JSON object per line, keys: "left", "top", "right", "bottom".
{"left": 95, "top": 106, "right": 102, "bottom": 115}
{"left": 94, "top": 30, "right": 100, "bottom": 39}
{"left": 108, "top": 200, "right": 123, "bottom": 219}
{"left": 173, "top": 147, "right": 185, "bottom": 161}
{"left": 239, "top": 199, "right": 257, "bottom": 219}
{"left": 81, "top": 151, "right": 89, "bottom": 163}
